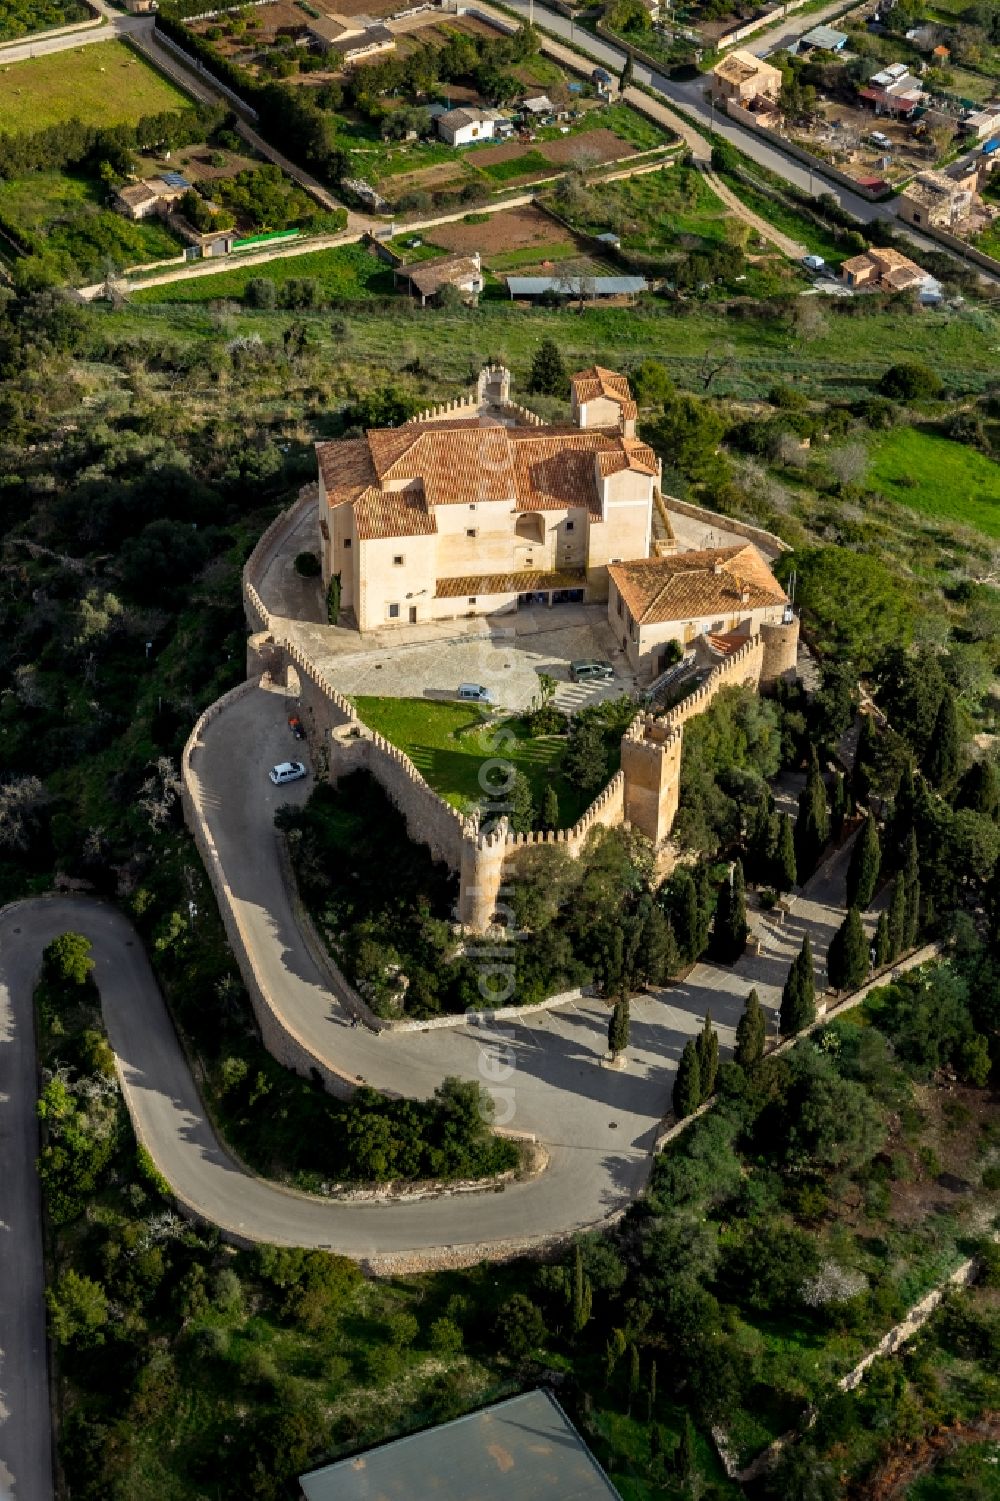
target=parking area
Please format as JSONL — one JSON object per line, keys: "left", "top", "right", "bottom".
{"left": 309, "top": 602, "right": 638, "bottom": 714}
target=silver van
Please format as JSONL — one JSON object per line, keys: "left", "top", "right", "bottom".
{"left": 457, "top": 683, "right": 493, "bottom": 704}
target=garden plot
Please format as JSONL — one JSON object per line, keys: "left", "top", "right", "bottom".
{"left": 425, "top": 203, "right": 584, "bottom": 266}
{"left": 475, "top": 126, "right": 638, "bottom": 182}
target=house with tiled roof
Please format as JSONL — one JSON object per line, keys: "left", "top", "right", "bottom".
{"left": 608, "top": 545, "right": 790, "bottom": 680}
{"left": 314, "top": 367, "right": 659, "bottom": 631}
{"left": 839, "top": 246, "right": 932, "bottom": 292}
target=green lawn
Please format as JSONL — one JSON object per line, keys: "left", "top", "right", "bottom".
{"left": 132, "top": 241, "right": 395, "bottom": 303}
{"left": 866, "top": 427, "right": 1000, "bottom": 538}
{"left": 0, "top": 40, "right": 191, "bottom": 132}
{"left": 351, "top": 696, "right": 596, "bottom": 824}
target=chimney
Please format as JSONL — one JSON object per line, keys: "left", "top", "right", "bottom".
{"left": 713, "top": 559, "right": 724, "bottom": 575}
{"left": 741, "top": 587, "right": 750, "bottom": 604}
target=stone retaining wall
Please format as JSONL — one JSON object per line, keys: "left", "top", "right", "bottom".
{"left": 660, "top": 493, "right": 791, "bottom": 558}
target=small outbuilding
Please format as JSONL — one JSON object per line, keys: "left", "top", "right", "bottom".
{"left": 800, "top": 23, "right": 849, "bottom": 50}
{"left": 395, "top": 251, "right": 484, "bottom": 305}
{"left": 436, "top": 106, "right": 502, "bottom": 146}
{"left": 505, "top": 274, "right": 647, "bottom": 300}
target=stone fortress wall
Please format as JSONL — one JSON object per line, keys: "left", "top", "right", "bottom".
{"left": 230, "top": 371, "right": 799, "bottom": 933}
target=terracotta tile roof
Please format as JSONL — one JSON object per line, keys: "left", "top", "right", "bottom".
{"left": 316, "top": 414, "right": 656, "bottom": 537}
{"left": 354, "top": 486, "right": 437, "bottom": 542}
{"left": 436, "top": 568, "right": 586, "bottom": 598}
{"left": 608, "top": 546, "right": 787, "bottom": 625}
{"left": 316, "top": 437, "right": 377, "bottom": 507}
{"left": 596, "top": 439, "right": 658, "bottom": 478}
{"left": 570, "top": 365, "right": 633, "bottom": 405}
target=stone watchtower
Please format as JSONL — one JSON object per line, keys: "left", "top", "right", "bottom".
{"left": 759, "top": 613, "right": 800, "bottom": 688}
{"left": 620, "top": 717, "right": 683, "bottom": 848}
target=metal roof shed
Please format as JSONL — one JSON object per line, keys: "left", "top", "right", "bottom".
{"left": 299, "top": 1390, "right": 624, "bottom": 1501}
{"left": 506, "top": 275, "right": 647, "bottom": 297}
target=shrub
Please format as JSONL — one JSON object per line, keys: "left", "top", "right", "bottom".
{"left": 294, "top": 550, "right": 321, "bottom": 577}
{"left": 879, "top": 361, "right": 943, "bottom": 400}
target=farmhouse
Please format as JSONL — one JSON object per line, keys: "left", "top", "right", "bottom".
{"left": 607, "top": 546, "right": 790, "bottom": 682}
{"left": 307, "top": 14, "right": 396, "bottom": 60}
{"left": 114, "top": 173, "right": 189, "bottom": 221}
{"left": 395, "top": 251, "right": 484, "bottom": 305}
{"left": 437, "top": 107, "right": 503, "bottom": 146}
{"left": 710, "top": 49, "right": 782, "bottom": 107}
{"left": 315, "top": 366, "right": 659, "bottom": 631}
{"left": 839, "top": 245, "right": 932, "bottom": 291}
{"left": 897, "top": 168, "right": 977, "bottom": 229}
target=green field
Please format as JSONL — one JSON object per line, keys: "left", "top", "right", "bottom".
{"left": 0, "top": 40, "right": 190, "bottom": 132}
{"left": 867, "top": 427, "right": 1000, "bottom": 538}
{"left": 132, "top": 240, "right": 394, "bottom": 303}
{"left": 352, "top": 696, "right": 596, "bottom": 821}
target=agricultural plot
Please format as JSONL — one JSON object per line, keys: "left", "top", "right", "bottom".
{"left": 421, "top": 203, "right": 595, "bottom": 275}
{"left": 0, "top": 40, "right": 191, "bottom": 133}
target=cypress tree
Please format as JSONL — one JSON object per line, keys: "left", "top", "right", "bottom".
{"left": 887, "top": 875, "right": 906, "bottom": 961}
{"left": 696, "top": 1010, "right": 719, "bottom": 1101}
{"left": 604, "top": 1327, "right": 627, "bottom": 1386}
{"left": 853, "top": 714, "right": 876, "bottom": 806}
{"left": 713, "top": 859, "right": 748, "bottom": 961}
{"left": 827, "top": 907, "right": 869, "bottom": 992}
{"left": 830, "top": 769, "right": 847, "bottom": 836}
{"left": 902, "top": 830, "right": 921, "bottom": 948}
{"left": 637, "top": 905, "right": 678, "bottom": 987}
{"left": 528, "top": 337, "right": 566, "bottom": 396}
{"left": 628, "top": 1343, "right": 641, "bottom": 1412}
{"left": 873, "top": 910, "right": 889, "bottom": 969}
{"left": 987, "top": 854, "right": 1000, "bottom": 947}
{"left": 693, "top": 863, "right": 713, "bottom": 955}
{"left": 846, "top": 813, "right": 881, "bottom": 910}
{"left": 608, "top": 990, "right": 630, "bottom": 1058}
{"left": 673, "top": 1039, "right": 701, "bottom": 1119}
{"left": 734, "top": 988, "right": 767, "bottom": 1071}
{"left": 774, "top": 811, "right": 797, "bottom": 893}
{"left": 571, "top": 1244, "right": 592, "bottom": 1335}
{"left": 795, "top": 747, "right": 830, "bottom": 880}
{"left": 956, "top": 759, "right": 999, "bottom": 818}
{"left": 671, "top": 868, "right": 700, "bottom": 964}
{"left": 889, "top": 758, "right": 916, "bottom": 859}
{"left": 620, "top": 51, "right": 634, "bottom": 88}
{"left": 780, "top": 934, "right": 816, "bottom": 1036}
{"left": 924, "top": 690, "right": 960, "bottom": 789}
{"left": 748, "top": 795, "right": 776, "bottom": 883}
{"left": 675, "top": 1414, "right": 697, "bottom": 1486}
{"left": 541, "top": 784, "right": 560, "bottom": 829}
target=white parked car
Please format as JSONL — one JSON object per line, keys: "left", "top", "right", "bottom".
{"left": 269, "top": 761, "right": 307, "bottom": 785}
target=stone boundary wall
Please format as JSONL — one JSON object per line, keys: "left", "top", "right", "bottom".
{"left": 660, "top": 493, "right": 791, "bottom": 557}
